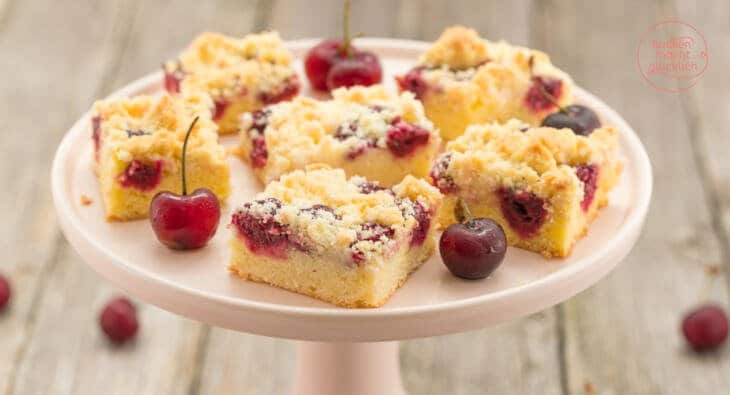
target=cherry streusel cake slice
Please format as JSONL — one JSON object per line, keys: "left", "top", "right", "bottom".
{"left": 163, "top": 32, "right": 300, "bottom": 135}
{"left": 229, "top": 165, "right": 443, "bottom": 308}
{"left": 91, "top": 93, "right": 230, "bottom": 221}
{"left": 396, "top": 26, "right": 574, "bottom": 141}
{"left": 430, "top": 119, "right": 621, "bottom": 258}
{"left": 236, "top": 85, "right": 441, "bottom": 186}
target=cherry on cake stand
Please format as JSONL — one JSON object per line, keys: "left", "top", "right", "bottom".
{"left": 51, "top": 39, "right": 652, "bottom": 395}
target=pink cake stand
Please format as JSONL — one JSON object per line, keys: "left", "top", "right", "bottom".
{"left": 51, "top": 39, "right": 652, "bottom": 395}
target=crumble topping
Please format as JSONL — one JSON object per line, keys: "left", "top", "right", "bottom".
{"left": 180, "top": 61, "right": 298, "bottom": 102}
{"left": 168, "top": 32, "right": 292, "bottom": 73}
{"left": 420, "top": 26, "right": 490, "bottom": 70}
{"left": 433, "top": 119, "right": 619, "bottom": 195}
{"left": 92, "top": 93, "right": 226, "bottom": 166}
{"left": 238, "top": 85, "right": 439, "bottom": 181}
{"left": 231, "top": 166, "right": 442, "bottom": 264}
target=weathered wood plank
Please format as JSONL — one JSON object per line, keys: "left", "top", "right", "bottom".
{"left": 534, "top": 0, "right": 730, "bottom": 393}
{"left": 0, "top": 0, "right": 137, "bottom": 392}
{"left": 6, "top": 1, "right": 261, "bottom": 394}
{"left": 674, "top": 0, "right": 730, "bottom": 301}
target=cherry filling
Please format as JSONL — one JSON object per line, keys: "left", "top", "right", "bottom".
{"left": 429, "top": 153, "right": 458, "bottom": 193}
{"left": 351, "top": 223, "right": 396, "bottom": 264}
{"left": 575, "top": 164, "right": 600, "bottom": 211}
{"left": 524, "top": 76, "right": 563, "bottom": 113}
{"left": 250, "top": 137, "right": 268, "bottom": 168}
{"left": 386, "top": 120, "right": 430, "bottom": 157}
{"left": 259, "top": 77, "right": 301, "bottom": 105}
{"left": 212, "top": 98, "right": 230, "bottom": 121}
{"left": 117, "top": 160, "right": 162, "bottom": 191}
{"left": 497, "top": 188, "right": 547, "bottom": 238}
{"left": 396, "top": 67, "right": 428, "bottom": 100}
{"left": 334, "top": 122, "right": 377, "bottom": 160}
{"left": 248, "top": 109, "right": 271, "bottom": 168}
{"left": 163, "top": 65, "right": 184, "bottom": 94}
{"left": 231, "top": 198, "right": 306, "bottom": 259}
{"left": 410, "top": 200, "right": 431, "bottom": 247}
{"left": 92, "top": 115, "right": 102, "bottom": 160}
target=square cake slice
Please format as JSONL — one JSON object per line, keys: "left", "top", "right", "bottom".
{"left": 91, "top": 93, "right": 230, "bottom": 221}
{"left": 163, "top": 32, "right": 300, "bottom": 135}
{"left": 236, "top": 85, "right": 441, "bottom": 186}
{"left": 229, "top": 165, "right": 443, "bottom": 308}
{"left": 396, "top": 26, "right": 574, "bottom": 141}
{"left": 430, "top": 119, "right": 621, "bottom": 257}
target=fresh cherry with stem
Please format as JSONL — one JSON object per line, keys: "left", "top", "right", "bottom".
{"left": 150, "top": 117, "right": 221, "bottom": 249}
{"left": 304, "top": 0, "right": 382, "bottom": 92}
{"left": 681, "top": 264, "right": 728, "bottom": 352}
{"left": 439, "top": 199, "right": 507, "bottom": 280}
{"left": 527, "top": 56, "right": 601, "bottom": 136}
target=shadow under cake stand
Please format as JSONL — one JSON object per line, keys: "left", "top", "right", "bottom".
{"left": 51, "top": 39, "right": 652, "bottom": 395}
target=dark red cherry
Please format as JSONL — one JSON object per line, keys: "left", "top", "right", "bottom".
{"left": 326, "top": 52, "right": 382, "bottom": 91}
{"left": 150, "top": 188, "right": 221, "bottom": 249}
{"left": 99, "top": 297, "right": 138, "bottom": 344}
{"left": 542, "top": 105, "right": 601, "bottom": 136}
{"left": 0, "top": 274, "right": 11, "bottom": 312}
{"left": 440, "top": 217, "right": 507, "bottom": 280}
{"left": 149, "top": 117, "right": 221, "bottom": 249}
{"left": 304, "top": 40, "right": 343, "bottom": 91}
{"left": 682, "top": 304, "right": 728, "bottom": 352}
{"left": 440, "top": 200, "right": 507, "bottom": 279}
{"left": 303, "top": 0, "right": 382, "bottom": 92}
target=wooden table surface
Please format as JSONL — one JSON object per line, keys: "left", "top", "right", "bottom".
{"left": 1, "top": 0, "right": 728, "bottom": 393}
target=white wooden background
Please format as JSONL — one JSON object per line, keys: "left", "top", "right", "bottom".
{"left": 0, "top": 0, "right": 728, "bottom": 393}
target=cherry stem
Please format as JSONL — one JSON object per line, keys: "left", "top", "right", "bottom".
{"left": 181, "top": 116, "right": 199, "bottom": 196}
{"left": 341, "top": 0, "right": 353, "bottom": 58}
{"left": 528, "top": 55, "right": 567, "bottom": 114}
{"left": 455, "top": 198, "right": 473, "bottom": 224}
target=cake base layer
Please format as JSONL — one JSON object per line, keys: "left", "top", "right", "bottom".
{"left": 229, "top": 236, "right": 436, "bottom": 308}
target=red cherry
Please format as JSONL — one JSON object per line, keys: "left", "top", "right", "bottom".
{"left": 303, "top": 0, "right": 382, "bottom": 92}
{"left": 149, "top": 117, "right": 221, "bottom": 249}
{"left": 439, "top": 200, "right": 507, "bottom": 280}
{"left": 0, "top": 274, "right": 11, "bottom": 312}
{"left": 150, "top": 188, "right": 221, "bottom": 249}
{"left": 326, "top": 52, "right": 383, "bottom": 91}
{"left": 682, "top": 304, "right": 728, "bottom": 352}
{"left": 304, "top": 40, "right": 343, "bottom": 91}
{"left": 99, "top": 297, "right": 138, "bottom": 343}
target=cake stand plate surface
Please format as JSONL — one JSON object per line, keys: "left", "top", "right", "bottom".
{"left": 52, "top": 39, "right": 651, "bottom": 395}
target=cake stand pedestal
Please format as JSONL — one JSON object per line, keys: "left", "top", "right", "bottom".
{"left": 51, "top": 39, "right": 652, "bottom": 395}
{"left": 296, "top": 341, "right": 404, "bottom": 395}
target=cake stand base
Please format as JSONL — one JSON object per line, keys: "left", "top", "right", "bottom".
{"left": 295, "top": 341, "right": 406, "bottom": 395}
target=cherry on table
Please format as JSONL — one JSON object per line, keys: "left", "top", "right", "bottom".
{"left": 99, "top": 296, "right": 138, "bottom": 344}
{"left": 0, "top": 274, "right": 11, "bottom": 312}
{"left": 439, "top": 199, "right": 507, "bottom": 280}
{"left": 541, "top": 104, "right": 601, "bottom": 136}
{"left": 682, "top": 304, "right": 728, "bottom": 352}
{"left": 150, "top": 117, "right": 221, "bottom": 249}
